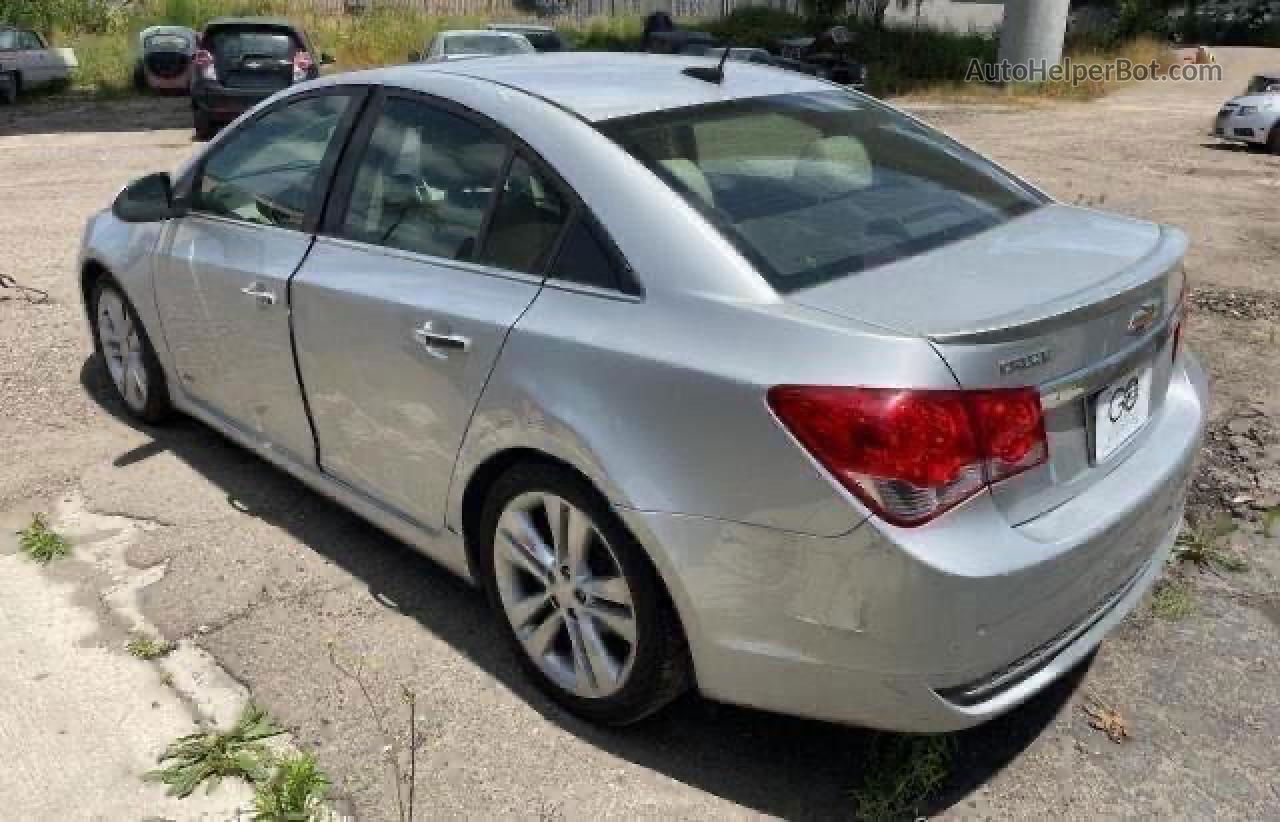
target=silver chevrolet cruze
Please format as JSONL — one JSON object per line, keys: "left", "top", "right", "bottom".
{"left": 80, "top": 54, "right": 1207, "bottom": 730}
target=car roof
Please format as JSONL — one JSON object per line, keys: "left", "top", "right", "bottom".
{"left": 438, "top": 29, "right": 526, "bottom": 37}
{"left": 203, "top": 17, "right": 304, "bottom": 33}
{"left": 358, "top": 53, "right": 831, "bottom": 122}
{"left": 488, "top": 23, "right": 556, "bottom": 32}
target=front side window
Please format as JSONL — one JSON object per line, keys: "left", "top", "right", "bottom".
{"left": 601, "top": 90, "right": 1045, "bottom": 293}
{"left": 0, "top": 30, "right": 14, "bottom": 50}
{"left": 19, "top": 30, "right": 44, "bottom": 50}
{"left": 193, "top": 93, "right": 351, "bottom": 230}
{"left": 340, "top": 97, "right": 507, "bottom": 261}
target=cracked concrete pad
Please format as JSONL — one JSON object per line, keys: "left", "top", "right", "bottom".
{"left": 0, "top": 522, "right": 253, "bottom": 819}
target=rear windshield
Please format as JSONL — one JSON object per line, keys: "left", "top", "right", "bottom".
{"left": 601, "top": 90, "right": 1045, "bottom": 292}
{"left": 145, "top": 33, "right": 191, "bottom": 51}
{"left": 207, "top": 29, "right": 298, "bottom": 59}
{"left": 443, "top": 34, "right": 532, "bottom": 56}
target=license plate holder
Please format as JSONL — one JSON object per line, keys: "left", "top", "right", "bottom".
{"left": 1092, "top": 362, "right": 1153, "bottom": 463}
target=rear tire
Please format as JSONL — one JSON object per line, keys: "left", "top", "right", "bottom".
{"left": 1268, "top": 126, "right": 1280, "bottom": 156}
{"left": 193, "top": 109, "right": 217, "bottom": 141}
{"left": 477, "top": 463, "right": 691, "bottom": 725}
{"left": 90, "top": 279, "right": 172, "bottom": 424}
{"left": 0, "top": 71, "right": 18, "bottom": 105}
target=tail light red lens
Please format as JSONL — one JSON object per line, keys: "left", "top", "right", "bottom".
{"left": 193, "top": 49, "right": 216, "bottom": 80}
{"left": 293, "top": 51, "right": 314, "bottom": 82}
{"left": 768, "top": 385, "right": 1047, "bottom": 526}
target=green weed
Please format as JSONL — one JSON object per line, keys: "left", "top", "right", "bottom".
{"left": 252, "top": 752, "right": 332, "bottom": 822}
{"left": 850, "top": 733, "right": 956, "bottom": 821}
{"left": 1151, "top": 576, "right": 1196, "bottom": 621}
{"left": 1176, "top": 515, "right": 1249, "bottom": 572}
{"left": 146, "top": 704, "right": 284, "bottom": 798}
{"left": 127, "top": 633, "right": 175, "bottom": 660}
{"left": 18, "top": 513, "right": 71, "bottom": 564}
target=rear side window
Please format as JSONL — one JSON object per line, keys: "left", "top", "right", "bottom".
{"left": 0, "top": 31, "right": 13, "bottom": 50}
{"left": 193, "top": 93, "right": 351, "bottom": 230}
{"left": 549, "top": 217, "right": 628, "bottom": 292}
{"left": 340, "top": 97, "right": 507, "bottom": 261}
{"left": 601, "top": 90, "right": 1045, "bottom": 293}
{"left": 477, "top": 154, "right": 569, "bottom": 274}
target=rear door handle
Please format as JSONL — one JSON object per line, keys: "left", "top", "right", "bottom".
{"left": 413, "top": 321, "right": 470, "bottom": 359}
{"left": 240, "top": 283, "right": 277, "bottom": 307}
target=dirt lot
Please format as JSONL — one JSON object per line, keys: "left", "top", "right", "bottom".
{"left": 2, "top": 49, "right": 1278, "bottom": 820}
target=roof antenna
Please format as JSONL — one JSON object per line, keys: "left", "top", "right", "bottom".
{"left": 683, "top": 43, "right": 731, "bottom": 84}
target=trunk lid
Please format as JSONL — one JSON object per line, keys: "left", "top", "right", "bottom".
{"left": 206, "top": 26, "right": 298, "bottom": 90}
{"left": 789, "top": 204, "right": 1188, "bottom": 523}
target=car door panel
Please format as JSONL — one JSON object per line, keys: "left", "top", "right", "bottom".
{"left": 152, "top": 87, "right": 365, "bottom": 465}
{"left": 292, "top": 239, "right": 540, "bottom": 526}
{"left": 154, "top": 216, "right": 316, "bottom": 462}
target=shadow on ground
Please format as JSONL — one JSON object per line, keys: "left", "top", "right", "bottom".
{"left": 81, "top": 355, "right": 1089, "bottom": 819}
{"left": 0, "top": 95, "right": 192, "bottom": 137}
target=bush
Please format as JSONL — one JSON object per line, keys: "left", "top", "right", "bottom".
{"left": 706, "top": 6, "right": 809, "bottom": 48}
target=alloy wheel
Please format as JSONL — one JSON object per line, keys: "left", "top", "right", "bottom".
{"left": 96, "top": 289, "right": 149, "bottom": 412}
{"left": 493, "top": 492, "right": 638, "bottom": 699}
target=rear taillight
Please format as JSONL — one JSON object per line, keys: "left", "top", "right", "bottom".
{"left": 293, "top": 51, "right": 314, "bottom": 82}
{"left": 193, "top": 48, "right": 216, "bottom": 80}
{"left": 768, "top": 386, "right": 1047, "bottom": 527}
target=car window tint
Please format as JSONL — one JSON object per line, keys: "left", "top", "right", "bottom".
{"left": 19, "top": 31, "right": 43, "bottom": 50}
{"left": 341, "top": 97, "right": 507, "bottom": 261}
{"left": 0, "top": 31, "right": 14, "bottom": 50}
{"left": 193, "top": 94, "right": 350, "bottom": 231}
{"left": 549, "top": 217, "right": 625, "bottom": 291}
{"left": 477, "top": 154, "right": 569, "bottom": 275}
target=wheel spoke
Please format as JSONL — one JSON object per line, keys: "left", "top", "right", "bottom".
{"left": 564, "top": 615, "right": 598, "bottom": 696}
{"left": 564, "top": 505, "right": 593, "bottom": 576}
{"left": 577, "top": 613, "right": 619, "bottom": 693}
{"left": 543, "top": 495, "right": 569, "bottom": 567}
{"left": 498, "top": 510, "right": 554, "bottom": 579}
{"left": 505, "top": 590, "right": 551, "bottom": 631}
{"left": 521, "top": 608, "right": 564, "bottom": 659}
{"left": 581, "top": 576, "right": 632, "bottom": 608}
{"left": 585, "top": 603, "right": 636, "bottom": 644}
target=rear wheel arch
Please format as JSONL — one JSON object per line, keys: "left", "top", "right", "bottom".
{"left": 459, "top": 448, "right": 695, "bottom": 663}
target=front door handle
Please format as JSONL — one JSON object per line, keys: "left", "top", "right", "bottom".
{"left": 412, "top": 321, "right": 470, "bottom": 359}
{"left": 240, "top": 283, "right": 277, "bottom": 307}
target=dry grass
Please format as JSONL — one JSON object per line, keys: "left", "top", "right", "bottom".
{"left": 903, "top": 36, "right": 1179, "bottom": 105}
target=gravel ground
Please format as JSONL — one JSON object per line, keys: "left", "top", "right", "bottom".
{"left": 1, "top": 50, "right": 1278, "bottom": 819}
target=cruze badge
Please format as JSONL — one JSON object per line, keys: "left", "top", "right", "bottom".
{"left": 999, "top": 348, "right": 1053, "bottom": 376}
{"left": 1127, "top": 300, "right": 1160, "bottom": 335}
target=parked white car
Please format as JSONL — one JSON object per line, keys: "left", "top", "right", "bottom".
{"left": 0, "top": 24, "right": 77, "bottom": 103}
{"left": 1212, "top": 70, "right": 1280, "bottom": 153}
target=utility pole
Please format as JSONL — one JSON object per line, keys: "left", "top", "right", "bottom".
{"left": 997, "top": 0, "right": 1072, "bottom": 66}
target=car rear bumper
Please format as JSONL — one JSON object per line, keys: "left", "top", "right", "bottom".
{"left": 619, "top": 351, "right": 1208, "bottom": 731}
{"left": 191, "top": 84, "right": 275, "bottom": 119}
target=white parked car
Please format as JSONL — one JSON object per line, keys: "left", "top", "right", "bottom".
{"left": 413, "top": 30, "right": 535, "bottom": 63}
{"left": 1212, "top": 70, "right": 1280, "bottom": 153}
{"left": 0, "top": 24, "right": 77, "bottom": 103}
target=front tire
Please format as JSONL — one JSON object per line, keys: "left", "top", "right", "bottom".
{"left": 1268, "top": 126, "right": 1280, "bottom": 156}
{"left": 91, "top": 280, "right": 172, "bottom": 424}
{"left": 478, "top": 463, "right": 691, "bottom": 725}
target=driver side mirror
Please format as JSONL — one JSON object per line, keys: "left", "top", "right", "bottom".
{"left": 320, "top": 52, "right": 335, "bottom": 65}
{"left": 113, "top": 172, "right": 183, "bottom": 223}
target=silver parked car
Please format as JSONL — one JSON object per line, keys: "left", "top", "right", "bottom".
{"left": 1212, "top": 70, "right": 1280, "bottom": 153}
{"left": 414, "top": 29, "right": 535, "bottom": 63}
{"left": 81, "top": 54, "right": 1207, "bottom": 730}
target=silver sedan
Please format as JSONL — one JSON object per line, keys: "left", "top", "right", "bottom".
{"left": 80, "top": 54, "right": 1207, "bottom": 730}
